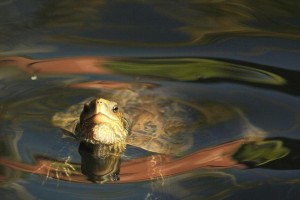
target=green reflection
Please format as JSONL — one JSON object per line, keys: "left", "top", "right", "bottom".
{"left": 105, "top": 58, "right": 286, "bottom": 85}
{"left": 0, "top": 0, "right": 299, "bottom": 50}
{"left": 29, "top": 0, "right": 300, "bottom": 46}
{"left": 233, "top": 140, "right": 290, "bottom": 166}
{"left": 152, "top": 0, "right": 300, "bottom": 43}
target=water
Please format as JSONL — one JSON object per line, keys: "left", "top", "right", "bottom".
{"left": 1, "top": 1, "right": 300, "bottom": 200}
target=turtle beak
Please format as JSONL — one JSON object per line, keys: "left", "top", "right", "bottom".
{"left": 90, "top": 113, "right": 106, "bottom": 124}
{"left": 81, "top": 98, "right": 105, "bottom": 122}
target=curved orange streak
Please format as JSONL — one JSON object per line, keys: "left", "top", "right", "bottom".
{"left": 0, "top": 139, "right": 247, "bottom": 184}
{"left": 0, "top": 56, "right": 112, "bottom": 75}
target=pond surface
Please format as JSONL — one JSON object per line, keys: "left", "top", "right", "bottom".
{"left": 1, "top": 1, "right": 300, "bottom": 200}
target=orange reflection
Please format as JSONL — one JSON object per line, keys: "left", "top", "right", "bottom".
{"left": 0, "top": 56, "right": 112, "bottom": 75}
{"left": 0, "top": 138, "right": 250, "bottom": 184}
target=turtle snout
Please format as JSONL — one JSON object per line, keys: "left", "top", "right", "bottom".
{"left": 96, "top": 99, "right": 103, "bottom": 104}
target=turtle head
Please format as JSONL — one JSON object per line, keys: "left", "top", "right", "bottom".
{"left": 80, "top": 98, "right": 122, "bottom": 123}
{"left": 76, "top": 98, "right": 129, "bottom": 146}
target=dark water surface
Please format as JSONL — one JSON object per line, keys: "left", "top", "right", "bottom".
{"left": 1, "top": 1, "right": 300, "bottom": 200}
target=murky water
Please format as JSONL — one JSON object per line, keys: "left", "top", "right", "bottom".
{"left": 1, "top": 1, "right": 300, "bottom": 200}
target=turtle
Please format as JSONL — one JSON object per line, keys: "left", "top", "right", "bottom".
{"left": 52, "top": 84, "right": 264, "bottom": 157}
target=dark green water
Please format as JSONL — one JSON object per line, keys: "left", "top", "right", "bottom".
{"left": 1, "top": 1, "right": 300, "bottom": 200}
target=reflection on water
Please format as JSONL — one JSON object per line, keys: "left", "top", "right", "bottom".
{"left": 1, "top": 1, "right": 300, "bottom": 199}
{"left": 234, "top": 138, "right": 300, "bottom": 170}
{"left": 79, "top": 142, "right": 121, "bottom": 183}
{"left": 0, "top": 56, "right": 300, "bottom": 199}
{"left": 2, "top": 0, "right": 300, "bottom": 47}
{"left": 106, "top": 58, "right": 286, "bottom": 84}
{"left": 1, "top": 0, "right": 300, "bottom": 61}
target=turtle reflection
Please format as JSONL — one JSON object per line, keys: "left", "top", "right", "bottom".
{"left": 78, "top": 142, "right": 121, "bottom": 183}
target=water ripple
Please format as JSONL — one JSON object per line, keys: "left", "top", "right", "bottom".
{"left": 106, "top": 58, "right": 286, "bottom": 85}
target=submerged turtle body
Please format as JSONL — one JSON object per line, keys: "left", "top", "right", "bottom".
{"left": 52, "top": 86, "right": 262, "bottom": 156}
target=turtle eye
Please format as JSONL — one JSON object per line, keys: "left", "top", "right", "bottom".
{"left": 112, "top": 105, "right": 119, "bottom": 113}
